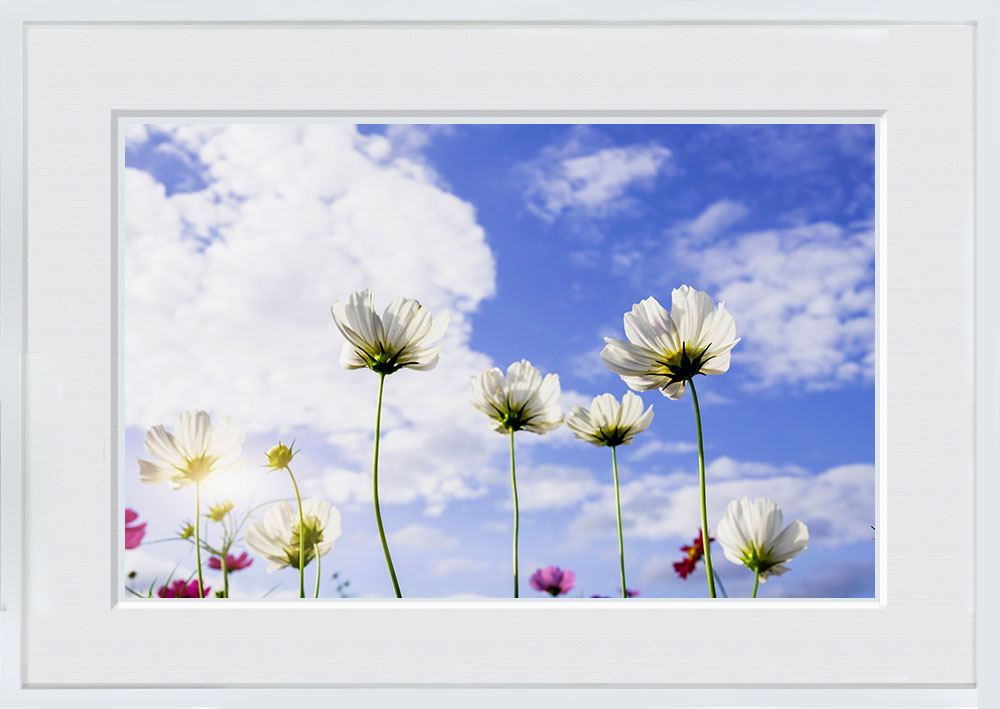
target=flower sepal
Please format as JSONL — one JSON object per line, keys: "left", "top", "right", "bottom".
{"left": 660, "top": 342, "right": 714, "bottom": 386}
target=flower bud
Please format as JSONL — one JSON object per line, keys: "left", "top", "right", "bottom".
{"left": 265, "top": 441, "right": 297, "bottom": 470}
{"left": 206, "top": 500, "right": 234, "bottom": 522}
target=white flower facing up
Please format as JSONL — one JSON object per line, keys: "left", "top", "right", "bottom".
{"left": 331, "top": 288, "right": 449, "bottom": 598}
{"left": 470, "top": 359, "right": 564, "bottom": 434}
{"left": 470, "top": 359, "right": 563, "bottom": 598}
{"left": 138, "top": 409, "right": 245, "bottom": 598}
{"left": 715, "top": 497, "right": 809, "bottom": 593}
{"left": 138, "top": 409, "right": 245, "bottom": 489}
{"left": 331, "top": 288, "right": 449, "bottom": 374}
{"left": 567, "top": 391, "right": 654, "bottom": 598}
{"left": 600, "top": 285, "right": 740, "bottom": 400}
{"left": 566, "top": 391, "right": 654, "bottom": 447}
{"left": 246, "top": 498, "right": 343, "bottom": 572}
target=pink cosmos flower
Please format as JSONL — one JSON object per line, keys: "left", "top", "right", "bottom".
{"left": 157, "top": 579, "right": 210, "bottom": 598}
{"left": 529, "top": 566, "right": 576, "bottom": 596}
{"left": 208, "top": 551, "right": 253, "bottom": 572}
{"left": 124, "top": 508, "right": 146, "bottom": 549}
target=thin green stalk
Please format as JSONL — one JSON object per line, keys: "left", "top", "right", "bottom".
{"left": 286, "top": 466, "right": 306, "bottom": 599}
{"left": 195, "top": 482, "right": 204, "bottom": 598}
{"left": 689, "top": 379, "right": 717, "bottom": 599}
{"left": 509, "top": 430, "right": 519, "bottom": 599}
{"left": 611, "top": 446, "right": 627, "bottom": 599}
{"left": 222, "top": 555, "right": 229, "bottom": 599}
{"left": 373, "top": 372, "right": 402, "bottom": 598}
{"left": 314, "top": 543, "right": 321, "bottom": 599}
{"left": 752, "top": 569, "right": 760, "bottom": 598}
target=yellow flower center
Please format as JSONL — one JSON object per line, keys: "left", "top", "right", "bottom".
{"left": 179, "top": 453, "right": 218, "bottom": 482}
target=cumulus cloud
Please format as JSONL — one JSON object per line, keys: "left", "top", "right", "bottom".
{"left": 520, "top": 127, "right": 671, "bottom": 221}
{"left": 568, "top": 460, "right": 875, "bottom": 548}
{"left": 428, "top": 557, "right": 492, "bottom": 578}
{"left": 674, "top": 199, "right": 749, "bottom": 241}
{"left": 124, "top": 124, "right": 517, "bottom": 515}
{"left": 123, "top": 547, "right": 194, "bottom": 596}
{"left": 123, "top": 123, "right": 150, "bottom": 147}
{"left": 676, "top": 219, "right": 875, "bottom": 391}
{"left": 705, "top": 456, "right": 807, "bottom": 480}
{"left": 629, "top": 438, "right": 698, "bottom": 460}
{"left": 511, "top": 464, "right": 602, "bottom": 512}
{"left": 567, "top": 345, "right": 613, "bottom": 382}
{"left": 389, "top": 523, "right": 459, "bottom": 551}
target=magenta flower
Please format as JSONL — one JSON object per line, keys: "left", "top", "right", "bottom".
{"left": 157, "top": 579, "right": 210, "bottom": 598}
{"left": 529, "top": 566, "right": 576, "bottom": 596}
{"left": 124, "top": 508, "right": 146, "bottom": 549}
{"left": 208, "top": 551, "right": 253, "bottom": 572}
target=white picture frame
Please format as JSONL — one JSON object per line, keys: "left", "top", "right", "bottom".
{"left": 0, "top": 1, "right": 995, "bottom": 707}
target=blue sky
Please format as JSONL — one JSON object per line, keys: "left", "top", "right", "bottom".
{"left": 123, "top": 122, "right": 875, "bottom": 599}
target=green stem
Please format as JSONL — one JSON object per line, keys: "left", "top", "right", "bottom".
{"left": 689, "top": 378, "right": 717, "bottom": 599}
{"left": 611, "top": 446, "right": 627, "bottom": 598}
{"left": 509, "top": 430, "right": 519, "bottom": 599}
{"left": 752, "top": 568, "right": 760, "bottom": 598}
{"left": 373, "top": 372, "right": 402, "bottom": 598}
{"left": 286, "top": 466, "right": 306, "bottom": 599}
{"left": 314, "top": 544, "right": 322, "bottom": 598}
{"left": 222, "top": 556, "right": 229, "bottom": 599}
{"left": 195, "top": 482, "right": 204, "bottom": 598}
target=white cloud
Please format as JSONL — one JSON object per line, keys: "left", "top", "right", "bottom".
{"left": 124, "top": 123, "right": 151, "bottom": 147}
{"left": 388, "top": 523, "right": 459, "bottom": 551}
{"left": 676, "top": 220, "right": 875, "bottom": 390}
{"left": 520, "top": 127, "right": 671, "bottom": 221}
{"left": 675, "top": 199, "right": 749, "bottom": 241}
{"left": 511, "top": 464, "right": 602, "bottom": 512}
{"left": 568, "top": 460, "right": 875, "bottom": 549}
{"left": 124, "top": 547, "right": 194, "bottom": 596}
{"left": 427, "top": 557, "right": 492, "bottom": 578}
{"left": 384, "top": 124, "right": 455, "bottom": 156}
{"left": 629, "top": 438, "right": 697, "bottom": 461}
{"left": 639, "top": 554, "right": 698, "bottom": 588}
{"left": 567, "top": 346, "right": 611, "bottom": 382}
{"left": 125, "top": 124, "right": 511, "bottom": 515}
{"left": 705, "top": 456, "right": 807, "bottom": 480}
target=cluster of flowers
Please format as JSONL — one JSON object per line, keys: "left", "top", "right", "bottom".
{"left": 128, "top": 285, "right": 808, "bottom": 599}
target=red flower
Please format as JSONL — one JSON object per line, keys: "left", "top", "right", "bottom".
{"left": 673, "top": 529, "right": 714, "bottom": 579}
{"left": 157, "top": 579, "right": 210, "bottom": 598}
{"left": 124, "top": 508, "right": 146, "bottom": 549}
{"left": 208, "top": 551, "right": 253, "bottom": 572}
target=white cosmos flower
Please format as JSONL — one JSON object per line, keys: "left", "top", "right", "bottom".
{"left": 245, "top": 498, "right": 343, "bottom": 572}
{"left": 566, "top": 391, "right": 654, "bottom": 447}
{"left": 600, "top": 284, "right": 740, "bottom": 400}
{"left": 470, "top": 359, "right": 564, "bottom": 434}
{"left": 715, "top": 497, "right": 809, "bottom": 580}
{"left": 138, "top": 409, "right": 245, "bottom": 489}
{"left": 331, "top": 289, "right": 449, "bottom": 374}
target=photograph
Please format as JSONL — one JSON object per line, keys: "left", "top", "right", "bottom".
{"left": 121, "top": 122, "right": 876, "bottom": 600}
